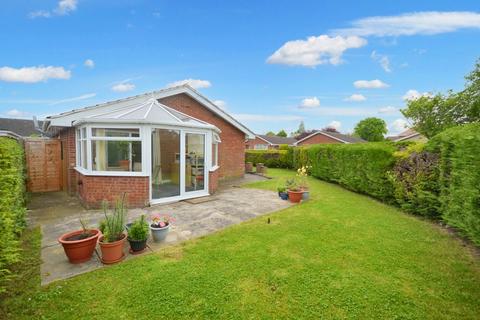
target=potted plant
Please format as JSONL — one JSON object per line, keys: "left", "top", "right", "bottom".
{"left": 150, "top": 214, "right": 174, "bottom": 242}
{"left": 286, "top": 178, "right": 303, "bottom": 203}
{"left": 127, "top": 215, "right": 149, "bottom": 254}
{"left": 98, "top": 196, "right": 127, "bottom": 264}
{"left": 58, "top": 219, "right": 100, "bottom": 264}
{"left": 277, "top": 186, "right": 288, "bottom": 200}
{"left": 297, "top": 166, "right": 311, "bottom": 200}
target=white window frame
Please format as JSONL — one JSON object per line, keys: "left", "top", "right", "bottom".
{"left": 211, "top": 132, "right": 221, "bottom": 171}
{"left": 254, "top": 144, "right": 268, "bottom": 150}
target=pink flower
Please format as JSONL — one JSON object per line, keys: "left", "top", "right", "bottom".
{"left": 159, "top": 221, "right": 166, "bottom": 228}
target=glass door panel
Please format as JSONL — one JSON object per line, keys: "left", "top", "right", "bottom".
{"left": 185, "top": 133, "right": 206, "bottom": 192}
{"left": 151, "top": 129, "right": 181, "bottom": 199}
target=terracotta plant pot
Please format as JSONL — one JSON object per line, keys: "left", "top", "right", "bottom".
{"left": 58, "top": 229, "right": 100, "bottom": 264}
{"left": 98, "top": 234, "right": 126, "bottom": 264}
{"left": 118, "top": 159, "right": 130, "bottom": 170}
{"left": 288, "top": 190, "right": 303, "bottom": 203}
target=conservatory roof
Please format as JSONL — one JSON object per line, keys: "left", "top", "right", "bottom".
{"left": 72, "top": 98, "right": 219, "bottom": 131}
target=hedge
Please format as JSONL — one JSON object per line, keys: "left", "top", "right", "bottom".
{"left": 302, "top": 143, "right": 397, "bottom": 202}
{"left": 0, "top": 137, "right": 26, "bottom": 293}
{"left": 427, "top": 123, "right": 480, "bottom": 245}
{"left": 245, "top": 149, "right": 293, "bottom": 168}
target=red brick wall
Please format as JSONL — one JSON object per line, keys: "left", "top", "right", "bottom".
{"left": 58, "top": 128, "right": 77, "bottom": 195}
{"left": 159, "top": 93, "right": 246, "bottom": 179}
{"left": 296, "top": 133, "right": 342, "bottom": 146}
{"left": 77, "top": 172, "right": 149, "bottom": 208}
{"left": 209, "top": 169, "right": 219, "bottom": 194}
{"left": 245, "top": 137, "right": 273, "bottom": 150}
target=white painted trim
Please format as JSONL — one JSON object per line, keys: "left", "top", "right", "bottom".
{"left": 209, "top": 165, "right": 220, "bottom": 172}
{"left": 74, "top": 167, "right": 148, "bottom": 177}
{"left": 294, "top": 131, "right": 349, "bottom": 145}
{"left": 395, "top": 132, "right": 421, "bottom": 142}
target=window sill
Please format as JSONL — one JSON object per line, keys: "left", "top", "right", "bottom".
{"left": 74, "top": 167, "right": 148, "bottom": 177}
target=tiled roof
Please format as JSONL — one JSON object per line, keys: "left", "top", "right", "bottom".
{"left": 257, "top": 135, "right": 297, "bottom": 145}
{"left": 0, "top": 118, "right": 42, "bottom": 137}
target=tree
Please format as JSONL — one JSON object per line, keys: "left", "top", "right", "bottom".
{"left": 298, "top": 121, "right": 305, "bottom": 134}
{"left": 265, "top": 131, "right": 276, "bottom": 136}
{"left": 401, "top": 58, "right": 480, "bottom": 138}
{"left": 354, "top": 117, "right": 387, "bottom": 142}
{"left": 277, "top": 129, "right": 287, "bottom": 137}
{"left": 323, "top": 126, "right": 339, "bottom": 133}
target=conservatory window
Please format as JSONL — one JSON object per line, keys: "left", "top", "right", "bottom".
{"left": 76, "top": 128, "right": 88, "bottom": 169}
{"left": 212, "top": 132, "right": 221, "bottom": 167}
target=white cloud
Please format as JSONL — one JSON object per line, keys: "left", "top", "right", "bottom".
{"left": 332, "top": 11, "right": 480, "bottom": 37}
{"left": 112, "top": 82, "right": 135, "bottom": 92}
{"left": 29, "top": 0, "right": 77, "bottom": 18}
{"left": 299, "top": 97, "right": 320, "bottom": 108}
{"left": 371, "top": 51, "right": 391, "bottom": 72}
{"left": 378, "top": 106, "right": 397, "bottom": 114}
{"left": 233, "top": 114, "right": 303, "bottom": 122}
{"left": 344, "top": 94, "right": 366, "bottom": 102}
{"left": 166, "top": 78, "right": 211, "bottom": 89}
{"left": 298, "top": 106, "right": 376, "bottom": 117}
{"left": 213, "top": 100, "right": 227, "bottom": 110}
{"left": 402, "top": 89, "right": 432, "bottom": 101}
{"left": 390, "top": 119, "right": 409, "bottom": 133}
{"left": 327, "top": 120, "right": 342, "bottom": 130}
{"left": 51, "top": 93, "right": 96, "bottom": 105}
{"left": 5, "top": 109, "right": 32, "bottom": 118}
{"left": 0, "top": 66, "right": 71, "bottom": 83}
{"left": 267, "top": 35, "right": 367, "bottom": 67}
{"left": 353, "top": 79, "right": 389, "bottom": 89}
{"left": 84, "top": 59, "right": 95, "bottom": 68}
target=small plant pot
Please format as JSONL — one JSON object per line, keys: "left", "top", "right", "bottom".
{"left": 98, "top": 234, "right": 126, "bottom": 264}
{"left": 302, "top": 190, "right": 310, "bottom": 200}
{"left": 279, "top": 192, "right": 289, "bottom": 200}
{"left": 58, "top": 229, "right": 100, "bottom": 264}
{"left": 288, "top": 190, "right": 303, "bottom": 203}
{"left": 150, "top": 224, "right": 170, "bottom": 242}
{"left": 128, "top": 237, "right": 148, "bottom": 254}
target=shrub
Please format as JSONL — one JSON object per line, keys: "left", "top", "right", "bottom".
{"left": 128, "top": 215, "right": 149, "bottom": 241}
{"left": 245, "top": 150, "right": 292, "bottom": 168}
{"left": 427, "top": 123, "right": 480, "bottom": 244}
{"left": 0, "top": 137, "right": 26, "bottom": 293}
{"left": 99, "top": 195, "right": 127, "bottom": 243}
{"left": 304, "top": 143, "right": 397, "bottom": 202}
{"left": 389, "top": 144, "right": 441, "bottom": 218}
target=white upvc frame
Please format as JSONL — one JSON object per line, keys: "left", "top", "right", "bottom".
{"left": 148, "top": 126, "right": 211, "bottom": 205}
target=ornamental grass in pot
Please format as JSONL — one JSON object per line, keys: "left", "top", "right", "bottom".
{"left": 58, "top": 219, "right": 100, "bottom": 264}
{"left": 127, "top": 215, "right": 149, "bottom": 254}
{"left": 297, "top": 165, "right": 312, "bottom": 200}
{"left": 286, "top": 178, "right": 303, "bottom": 203}
{"left": 98, "top": 195, "right": 127, "bottom": 264}
{"left": 150, "top": 214, "right": 174, "bottom": 242}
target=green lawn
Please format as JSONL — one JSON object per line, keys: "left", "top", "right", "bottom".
{"left": 2, "top": 169, "right": 480, "bottom": 319}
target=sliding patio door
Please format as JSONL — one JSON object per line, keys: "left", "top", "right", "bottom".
{"left": 151, "top": 129, "right": 181, "bottom": 200}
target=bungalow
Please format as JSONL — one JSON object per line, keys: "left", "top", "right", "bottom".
{"left": 387, "top": 128, "right": 427, "bottom": 142}
{"left": 43, "top": 85, "right": 255, "bottom": 208}
{"left": 245, "top": 134, "right": 297, "bottom": 150}
{"left": 294, "top": 130, "right": 365, "bottom": 146}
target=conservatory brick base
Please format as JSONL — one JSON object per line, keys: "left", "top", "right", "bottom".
{"left": 77, "top": 172, "right": 150, "bottom": 209}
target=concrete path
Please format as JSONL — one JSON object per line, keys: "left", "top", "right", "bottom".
{"left": 27, "top": 174, "right": 292, "bottom": 285}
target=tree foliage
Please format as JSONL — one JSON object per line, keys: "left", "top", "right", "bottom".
{"left": 277, "top": 129, "right": 287, "bottom": 137}
{"left": 265, "top": 131, "right": 276, "bottom": 136}
{"left": 354, "top": 117, "right": 387, "bottom": 142}
{"left": 401, "top": 59, "right": 480, "bottom": 138}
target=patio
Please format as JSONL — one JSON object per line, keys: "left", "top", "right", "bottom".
{"left": 27, "top": 174, "right": 291, "bottom": 285}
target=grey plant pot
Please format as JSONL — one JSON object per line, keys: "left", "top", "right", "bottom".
{"left": 302, "top": 190, "right": 310, "bottom": 200}
{"left": 150, "top": 224, "right": 170, "bottom": 242}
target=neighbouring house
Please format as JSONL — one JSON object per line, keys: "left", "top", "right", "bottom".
{"left": 0, "top": 117, "right": 43, "bottom": 137}
{"left": 294, "top": 130, "right": 365, "bottom": 146}
{"left": 245, "top": 134, "right": 297, "bottom": 150}
{"left": 387, "top": 128, "right": 427, "bottom": 142}
{"left": 42, "top": 85, "right": 255, "bottom": 208}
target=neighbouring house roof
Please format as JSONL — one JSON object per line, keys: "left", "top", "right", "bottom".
{"left": 387, "top": 128, "right": 423, "bottom": 142}
{"left": 294, "top": 130, "right": 365, "bottom": 145}
{"left": 256, "top": 134, "right": 297, "bottom": 145}
{"left": 0, "top": 117, "right": 43, "bottom": 137}
{"left": 73, "top": 98, "right": 219, "bottom": 131}
{"left": 43, "top": 84, "right": 255, "bottom": 139}
{"left": 0, "top": 130, "right": 23, "bottom": 140}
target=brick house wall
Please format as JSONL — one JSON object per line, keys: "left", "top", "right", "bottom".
{"left": 296, "top": 133, "right": 343, "bottom": 146}
{"left": 77, "top": 172, "right": 149, "bottom": 208}
{"left": 245, "top": 137, "right": 273, "bottom": 150}
{"left": 159, "top": 93, "right": 246, "bottom": 179}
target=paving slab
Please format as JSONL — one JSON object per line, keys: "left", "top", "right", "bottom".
{"left": 27, "top": 174, "right": 292, "bottom": 285}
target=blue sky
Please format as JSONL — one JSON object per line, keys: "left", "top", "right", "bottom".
{"left": 1, "top": 1, "right": 480, "bottom": 135}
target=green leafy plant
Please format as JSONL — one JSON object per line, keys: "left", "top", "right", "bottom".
{"left": 128, "top": 215, "right": 149, "bottom": 241}
{"left": 286, "top": 178, "right": 301, "bottom": 192}
{"left": 99, "top": 194, "right": 127, "bottom": 243}
{"left": 277, "top": 186, "right": 286, "bottom": 193}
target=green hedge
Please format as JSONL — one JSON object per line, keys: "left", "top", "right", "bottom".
{"left": 427, "top": 123, "right": 480, "bottom": 245}
{"left": 0, "top": 137, "right": 26, "bottom": 293}
{"left": 245, "top": 149, "right": 293, "bottom": 168}
{"left": 303, "top": 143, "right": 397, "bottom": 202}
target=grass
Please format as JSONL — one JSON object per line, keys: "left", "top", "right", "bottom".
{"left": 3, "top": 169, "right": 480, "bottom": 319}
